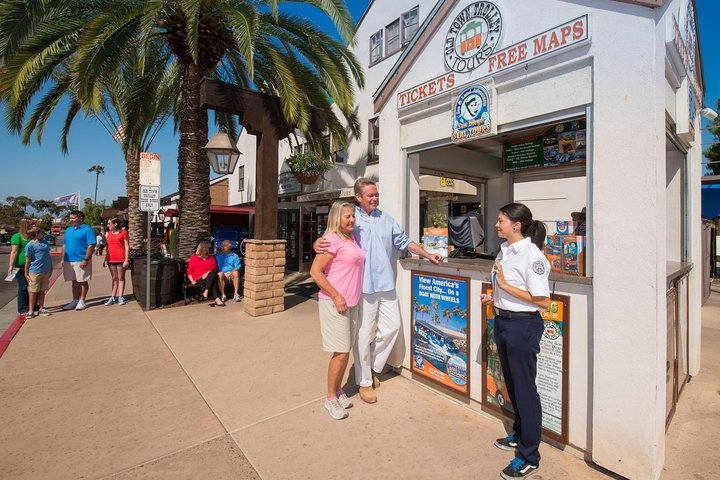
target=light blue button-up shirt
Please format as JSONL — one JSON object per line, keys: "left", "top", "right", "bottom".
{"left": 354, "top": 206, "right": 412, "bottom": 294}
{"left": 215, "top": 252, "right": 241, "bottom": 273}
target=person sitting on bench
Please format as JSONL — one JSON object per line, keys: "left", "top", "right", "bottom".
{"left": 215, "top": 239, "right": 242, "bottom": 302}
{"left": 187, "top": 240, "right": 225, "bottom": 306}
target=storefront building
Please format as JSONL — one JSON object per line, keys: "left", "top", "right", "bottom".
{"left": 225, "top": 0, "right": 705, "bottom": 476}
{"left": 336, "top": 1, "right": 706, "bottom": 479}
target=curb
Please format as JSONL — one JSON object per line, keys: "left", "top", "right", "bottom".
{"left": 0, "top": 268, "right": 63, "bottom": 359}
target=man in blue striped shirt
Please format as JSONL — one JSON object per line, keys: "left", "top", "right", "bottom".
{"left": 317, "top": 178, "right": 443, "bottom": 403}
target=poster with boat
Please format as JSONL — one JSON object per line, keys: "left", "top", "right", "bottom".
{"left": 411, "top": 271, "right": 470, "bottom": 396}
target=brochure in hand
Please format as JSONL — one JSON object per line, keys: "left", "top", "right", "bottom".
{"left": 4, "top": 267, "right": 20, "bottom": 282}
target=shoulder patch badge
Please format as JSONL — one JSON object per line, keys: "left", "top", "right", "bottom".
{"left": 532, "top": 260, "right": 546, "bottom": 275}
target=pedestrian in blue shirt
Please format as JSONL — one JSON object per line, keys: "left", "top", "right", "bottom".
{"left": 24, "top": 227, "right": 52, "bottom": 317}
{"left": 316, "top": 178, "right": 443, "bottom": 403}
{"left": 215, "top": 240, "right": 242, "bottom": 302}
{"left": 61, "top": 210, "right": 97, "bottom": 311}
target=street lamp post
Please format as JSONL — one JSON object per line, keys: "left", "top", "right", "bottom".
{"left": 203, "top": 127, "right": 241, "bottom": 175}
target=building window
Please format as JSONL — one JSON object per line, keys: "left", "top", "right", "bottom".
{"left": 368, "top": 117, "right": 379, "bottom": 164}
{"left": 386, "top": 19, "right": 400, "bottom": 56}
{"left": 370, "top": 30, "right": 383, "bottom": 64}
{"left": 237, "top": 165, "right": 245, "bottom": 191}
{"left": 401, "top": 7, "right": 419, "bottom": 45}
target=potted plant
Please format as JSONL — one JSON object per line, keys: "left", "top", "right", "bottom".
{"left": 285, "top": 151, "right": 334, "bottom": 185}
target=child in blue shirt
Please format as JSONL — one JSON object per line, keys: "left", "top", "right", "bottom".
{"left": 24, "top": 227, "right": 52, "bottom": 317}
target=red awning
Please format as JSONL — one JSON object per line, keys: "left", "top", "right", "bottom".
{"left": 162, "top": 208, "right": 179, "bottom": 217}
{"left": 210, "top": 205, "right": 255, "bottom": 215}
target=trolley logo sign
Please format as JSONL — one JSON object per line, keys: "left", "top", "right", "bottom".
{"left": 452, "top": 84, "right": 495, "bottom": 143}
{"left": 444, "top": 2, "right": 502, "bottom": 73}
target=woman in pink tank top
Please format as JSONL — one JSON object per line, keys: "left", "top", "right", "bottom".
{"left": 310, "top": 201, "right": 365, "bottom": 420}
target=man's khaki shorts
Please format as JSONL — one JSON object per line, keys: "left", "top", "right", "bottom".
{"left": 63, "top": 261, "right": 92, "bottom": 282}
{"left": 28, "top": 272, "right": 50, "bottom": 293}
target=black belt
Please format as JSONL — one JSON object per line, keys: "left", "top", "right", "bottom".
{"left": 494, "top": 307, "right": 538, "bottom": 319}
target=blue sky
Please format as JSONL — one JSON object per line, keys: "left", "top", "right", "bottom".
{"left": 0, "top": 0, "right": 718, "bottom": 205}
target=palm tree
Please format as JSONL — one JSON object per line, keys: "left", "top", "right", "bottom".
{"left": 88, "top": 165, "right": 105, "bottom": 203}
{"left": 0, "top": 0, "right": 364, "bottom": 259}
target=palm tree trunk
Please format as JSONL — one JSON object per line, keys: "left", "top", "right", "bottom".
{"left": 125, "top": 147, "right": 145, "bottom": 251}
{"left": 94, "top": 173, "right": 99, "bottom": 204}
{"left": 177, "top": 63, "right": 211, "bottom": 259}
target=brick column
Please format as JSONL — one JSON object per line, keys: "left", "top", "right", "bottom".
{"left": 243, "top": 239, "right": 286, "bottom": 316}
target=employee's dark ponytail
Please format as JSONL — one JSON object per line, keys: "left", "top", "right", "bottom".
{"left": 499, "top": 203, "right": 546, "bottom": 250}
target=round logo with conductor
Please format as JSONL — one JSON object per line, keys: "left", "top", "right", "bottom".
{"left": 532, "top": 260, "right": 546, "bottom": 275}
{"left": 444, "top": 2, "right": 503, "bottom": 73}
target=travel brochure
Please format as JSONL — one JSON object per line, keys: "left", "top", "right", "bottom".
{"left": 4, "top": 267, "right": 20, "bottom": 282}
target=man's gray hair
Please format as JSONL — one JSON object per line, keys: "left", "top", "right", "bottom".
{"left": 354, "top": 177, "right": 376, "bottom": 196}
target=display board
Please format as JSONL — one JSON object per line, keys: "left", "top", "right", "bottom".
{"left": 503, "top": 119, "right": 586, "bottom": 172}
{"left": 411, "top": 271, "right": 470, "bottom": 396}
{"left": 481, "top": 282, "right": 569, "bottom": 444}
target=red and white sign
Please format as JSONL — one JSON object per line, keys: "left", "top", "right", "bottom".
{"left": 398, "top": 73, "right": 456, "bottom": 109}
{"left": 396, "top": 15, "right": 590, "bottom": 111}
{"left": 487, "top": 15, "right": 589, "bottom": 74}
{"left": 139, "top": 152, "right": 161, "bottom": 187}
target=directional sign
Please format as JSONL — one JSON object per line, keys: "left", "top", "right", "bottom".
{"left": 139, "top": 185, "right": 160, "bottom": 212}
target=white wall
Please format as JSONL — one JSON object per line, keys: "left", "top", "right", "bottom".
{"left": 366, "top": 1, "right": 695, "bottom": 478}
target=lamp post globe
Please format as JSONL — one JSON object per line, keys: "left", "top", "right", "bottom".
{"left": 204, "top": 128, "right": 242, "bottom": 174}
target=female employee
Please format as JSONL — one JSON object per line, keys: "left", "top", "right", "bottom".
{"left": 480, "top": 203, "right": 551, "bottom": 480}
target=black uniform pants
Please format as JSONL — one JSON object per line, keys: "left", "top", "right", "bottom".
{"left": 494, "top": 310, "right": 544, "bottom": 466}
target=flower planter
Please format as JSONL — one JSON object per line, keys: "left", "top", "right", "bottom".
{"left": 292, "top": 171, "right": 320, "bottom": 185}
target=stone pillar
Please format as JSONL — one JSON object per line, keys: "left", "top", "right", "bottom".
{"left": 243, "top": 239, "right": 286, "bottom": 316}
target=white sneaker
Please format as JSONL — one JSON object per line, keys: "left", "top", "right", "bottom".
{"left": 75, "top": 300, "right": 87, "bottom": 311}
{"left": 26, "top": 311, "right": 37, "bottom": 318}
{"left": 324, "top": 398, "right": 349, "bottom": 420}
{"left": 221, "top": 294, "right": 227, "bottom": 302}
{"left": 38, "top": 308, "right": 52, "bottom": 316}
{"left": 233, "top": 294, "right": 241, "bottom": 302}
{"left": 62, "top": 300, "right": 78, "bottom": 310}
{"left": 336, "top": 389, "right": 353, "bottom": 409}
{"left": 104, "top": 297, "right": 117, "bottom": 306}
{"left": 117, "top": 296, "right": 126, "bottom": 305}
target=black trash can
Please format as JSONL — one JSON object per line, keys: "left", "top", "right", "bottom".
{"left": 131, "top": 257, "right": 180, "bottom": 310}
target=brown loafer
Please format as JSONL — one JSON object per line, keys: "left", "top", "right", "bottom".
{"left": 358, "top": 386, "right": 377, "bottom": 403}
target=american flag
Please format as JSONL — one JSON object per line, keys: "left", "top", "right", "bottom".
{"left": 113, "top": 124, "right": 125, "bottom": 143}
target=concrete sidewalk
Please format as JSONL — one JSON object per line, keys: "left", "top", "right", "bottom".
{"left": 0, "top": 263, "right": 718, "bottom": 479}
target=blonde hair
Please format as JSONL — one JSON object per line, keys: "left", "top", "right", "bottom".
{"left": 324, "top": 201, "right": 356, "bottom": 240}
{"left": 18, "top": 218, "right": 31, "bottom": 239}
{"left": 195, "top": 240, "right": 211, "bottom": 256}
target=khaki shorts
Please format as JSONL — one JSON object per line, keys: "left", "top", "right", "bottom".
{"left": 28, "top": 272, "right": 50, "bottom": 293}
{"left": 318, "top": 299, "right": 357, "bottom": 353}
{"left": 63, "top": 261, "right": 92, "bottom": 282}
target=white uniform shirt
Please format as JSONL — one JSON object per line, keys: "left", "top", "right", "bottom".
{"left": 493, "top": 237, "right": 550, "bottom": 312}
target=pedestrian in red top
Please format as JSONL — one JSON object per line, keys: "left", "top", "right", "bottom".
{"left": 187, "top": 240, "right": 224, "bottom": 306}
{"left": 103, "top": 218, "right": 129, "bottom": 305}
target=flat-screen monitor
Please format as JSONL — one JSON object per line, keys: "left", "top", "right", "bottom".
{"left": 448, "top": 215, "right": 484, "bottom": 258}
